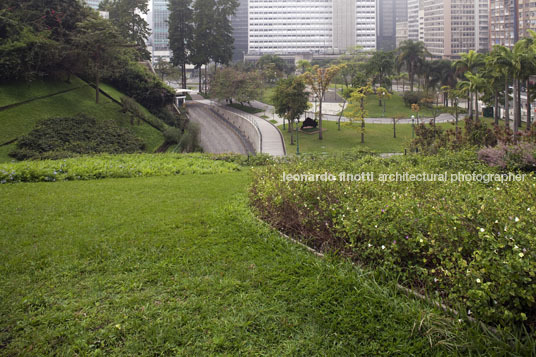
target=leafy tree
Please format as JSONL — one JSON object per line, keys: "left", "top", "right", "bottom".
{"left": 99, "top": 0, "right": 150, "bottom": 60}
{"left": 489, "top": 45, "right": 514, "bottom": 127}
{"left": 365, "top": 51, "right": 395, "bottom": 89}
{"left": 272, "top": 77, "right": 309, "bottom": 145}
{"left": 72, "top": 17, "right": 126, "bottom": 103}
{"left": 396, "top": 40, "right": 429, "bottom": 92}
{"left": 296, "top": 59, "right": 311, "bottom": 74}
{"left": 257, "top": 54, "right": 294, "bottom": 78}
{"left": 346, "top": 84, "right": 373, "bottom": 143}
{"left": 210, "top": 67, "right": 262, "bottom": 104}
{"left": 302, "top": 64, "right": 342, "bottom": 140}
{"left": 376, "top": 87, "right": 391, "bottom": 116}
{"left": 168, "top": 0, "right": 193, "bottom": 89}
{"left": 211, "top": 0, "right": 238, "bottom": 68}
{"left": 154, "top": 59, "right": 179, "bottom": 81}
{"left": 457, "top": 71, "right": 485, "bottom": 121}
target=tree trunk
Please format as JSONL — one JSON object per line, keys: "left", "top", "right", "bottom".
{"left": 468, "top": 92, "right": 473, "bottom": 118}
{"left": 181, "top": 63, "right": 187, "bottom": 89}
{"left": 393, "top": 119, "right": 396, "bottom": 138}
{"left": 494, "top": 91, "right": 500, "bottom": 125}
{"left": 514, "top": 78, "right": 520, "bottom": 134}
{"left": 204, "top": 65, "right": 208, "bottom": 94}
{"left": 409, "top": 66, "right": 414, "bottom": 92}
{"left": 198, "top": 67, "right": 202, "bottom": 94}
{"left": 318, "top": 99, "right": 323, "bottom": 140}
{"left": 475, "top": 91, "right": 479, "bottom": 121}
{"left": 527, "top": 79, "right": 532, "bottom": 130}
{"left": 361, "top": 119, "right": 365, "bottom": 143}
{"left": 95, "top": 68, "right": 100, "bottom": 104}
{"left": 505, "top": 76, "right": 510, "bottom": 128}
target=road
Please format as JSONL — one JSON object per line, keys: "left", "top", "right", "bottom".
{"left": 187, "top": 102, "right": 250, "bottom": 155}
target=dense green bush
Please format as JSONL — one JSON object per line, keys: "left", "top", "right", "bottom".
{"left": 0, "top": 153, "right": 241, "bottom": 183}
{"left": 105, "top": 62, "right": 174, "bottom": 111}
{"left": 402, "top": 91, "right": 426, "bottom": 107}
{"left": 9, "top": 115, "right": 145, "bottom": 160}
{"left": 250, "top": 150, "right": 536, "bottom": 328}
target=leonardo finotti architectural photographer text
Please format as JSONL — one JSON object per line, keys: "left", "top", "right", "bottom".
{"left": 282, "top": 172, "right": 527, "bottom": 184}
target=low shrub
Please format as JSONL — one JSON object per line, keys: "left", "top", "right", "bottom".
{"left": 0, "top": 153, "right": 242, "bottom": 183}
{"left": 9, "top": 115, "right": 145, "bottom": 160}
{"left": 403, "top": 91, "right": 426, "bottom": 107}
{"left": 479, "top": 143, "right": 536, "bottom": 171}
{"left": 250, "top": 151, "right": 536, "bottom": 328}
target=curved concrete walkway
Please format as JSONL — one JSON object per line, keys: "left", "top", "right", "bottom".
{"left": 190, "top": 96, "right": 286, "bottom": 156}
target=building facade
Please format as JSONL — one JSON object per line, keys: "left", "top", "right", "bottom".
{"left": 396, "top": 21, "right": 408, "bottom": 47}
{"left": 84, "top": 0, "right": 102, "bottom": 9}
{"left": 422, "top": 0, "right": 488, "bottom": 59}
{"left": 377, "top": 0, "right": 397, "bottom": 50}
{"left": 407, "top": 0, "right": 420, "bottom": 41}
{"left": 151, "top": 0, "right": 171, "bottom": 62}
{"left": 248, "top": 0, "right": 376, "bottom": 55}
{"left": 232, "top": 0, "right": 249, "bottom": 61}
{"left": 489, "top": 0, "right": 536, "bottom": 49}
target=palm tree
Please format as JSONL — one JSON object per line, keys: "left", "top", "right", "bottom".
{"left": 453, "top": 51, "right": 485, "bottom": 119}
{"left": 514, "top": 37, "right": 536, "bottom": 130}
{"left": 396, "top": 40, "right": 429, "bottom": 92}
{"left": 489, "top": 45, "right": 513, "bottom": 128}
{"left": 482, "top": 54, "right": 505, "bottom": 125}
{"left": 457, "top": 71, "right": 485, "bottom": 121}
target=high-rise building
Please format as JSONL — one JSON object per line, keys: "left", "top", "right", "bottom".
{"left": 396, "top": 21, "right": 408, "bottom": 47}
{"left": 151, "top": 0, "right": 171, "bottom": 62}
{"left": 407, "top": 0, "right": 420, "bottom": 41}
{"left": 489, "top": 0, "right": 536, "bottom": 49}
{"left": 248, "top": 0, "right": 376, "bottom": 54}
{"left": 84, "top": 0, "right": 102, "bottom": 10}
{"left": 231, "top": 0, "right": 249, "bottom": 61}
{"left": 423, "top": 0, "right": 488, "bottom": 59}
{"left": 396, "top": 0, "right": 408, "bottom": 22}
{"left": 377, "top": 0, "right": 396, "bottom": 51}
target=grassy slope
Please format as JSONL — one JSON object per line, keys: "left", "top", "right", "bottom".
{"left": 0, "top": 82, "right": 164, "bottom": 161}
{"left": 0, "top": 171, "right": 497, "bottom": 356}
{"left": 0, "top": 77, "right": 86, "bottom": 108}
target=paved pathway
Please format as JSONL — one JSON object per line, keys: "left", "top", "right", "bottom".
{"left": 249, "top": 100, "right": 457, "bottom": 126}
{"left": 188, "top": 95, "right": 286, "bottom": 156}
{"left": 187, "top": 102, "right": 251, "bottom": 155}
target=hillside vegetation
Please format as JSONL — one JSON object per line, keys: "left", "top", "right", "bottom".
{"left": 0, "top": 79, "right": 166, "bottom": 162}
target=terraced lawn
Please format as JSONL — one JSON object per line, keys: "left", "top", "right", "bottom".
{"left": 0, "top": 170, "right": 523, "bottom": 355}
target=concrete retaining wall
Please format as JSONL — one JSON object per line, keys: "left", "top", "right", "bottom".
{"left": 212, "top": 106, "right": 262, "bottom": 154}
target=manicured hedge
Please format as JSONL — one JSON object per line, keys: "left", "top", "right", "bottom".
{"left": 250, "top": 150, "right": 536, "bottom": 328}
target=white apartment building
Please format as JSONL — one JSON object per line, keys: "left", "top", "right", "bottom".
{"left": 248, "top": 0, "right": 376, "bottom": 55}
{"left": 423, "top": 0, "right": 488, "bottom": 59}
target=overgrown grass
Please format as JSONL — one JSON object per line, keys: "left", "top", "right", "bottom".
{"left": 0, "top": 171, "right": 523, "bottom": 355}
{"left": 228, "top": 103, "right": 264, "bottom": 114}
{"left": 0, "top": 77, "right": 86, "bottom": 107}
{"left": 0, "top": 144, "right": 16, "bottom": 163}
{"left": 0, "top": 84, "right": 164, "bottom": 153}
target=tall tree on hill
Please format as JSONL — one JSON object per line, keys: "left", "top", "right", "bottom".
{"left": 168, "top": 0, "right": 193, "bottom": 89}
{"left": 99, "top": 0, "right": 150, "bottom": 60}
{"left": 72, "top": 17, "right": 126, "bottom": 104}
{"left": 211, "top": 0, "right": 238, "bottom": 68}
{"left": 365, "top": 51, "right": 395, "bottom": 89}
{"left": 190, "top": 0, "right": 214, "bottom": 94}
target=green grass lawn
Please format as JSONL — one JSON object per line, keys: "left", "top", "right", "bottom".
{"left": 280, "top": 120, "right": 418, "bottom": 153}
{"left": 280, "top": 118, "right": 497, "bottom": 154}
{"left": 228, "top": 103, "right": 264, "bottom": 114}
{"left": 261, "top": 86, "right": 276, "bottom": 106}
{"left": 346, "top": 93, "right": 451, "bottom": 118}
{"left": 0, "top": 82, "right": 164, "bottom": 161}
{"left": 0, "top": 170, "right": 513, "bottom": 355}
{"left": 0, "top": 77, "right": 87, "bottom": 108}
